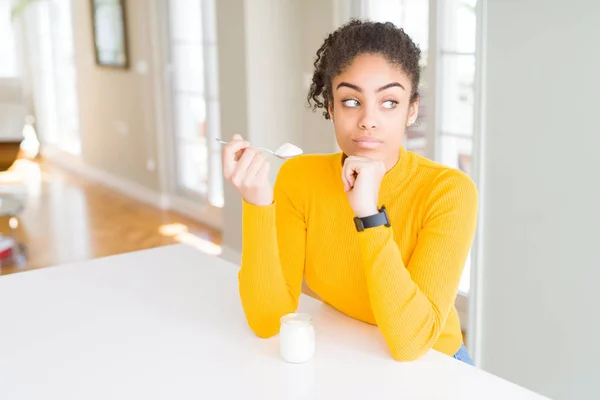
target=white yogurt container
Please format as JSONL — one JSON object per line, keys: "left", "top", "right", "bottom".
{"left": 279, "top": 313, "right": 315, "bottom": 363}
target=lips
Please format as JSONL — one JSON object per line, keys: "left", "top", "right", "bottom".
{"left": 353, "top": 138, "right": 382, "bottom": 149}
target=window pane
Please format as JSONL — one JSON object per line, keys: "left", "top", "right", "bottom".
{"left": 169, "top": 0, "right": 203, "bottom": 44}
{"left": 0, "top": 0, "right": 18, "bottom": 77}
{"left": 441, "top": 0, "right": 477, "bottom": 53}
{"left": 51, "top": 0, "right": 80, "bottom": 154}
{"left": 204, "top": 44, "right": 219, "bottom": 100}
{"left": 439, "top": 135, "right": 473, "bottom": 176}
{"left": 201, "top": 0, "right": 217, "bottom": 44}
{"left": 35, "top": 1, "right": 59, "bottom": 145}
{"left": 169, "top": 0, "right": 222, "bottom": 207}
{"left": 402, "top": 0, "right": 429, "bottom": 57}
{"left": 459, "top": 251, "right": 471, "bottom": 294}
{"left": 405, "top": 132, "right": 426, "bottom": 156}
{"left": 172, "top": 43, "right": 205, "bottom": 94}
{"left": 440, "top": 54, "right": 475, "bottom": 136}
{"left": 366, "top": 0, "right": 404, "bottom": 26}
{"left": 405, "top": 90, "right": 428, "bottom": 156}
{"left": 174, "top": 94, "right": 206, "bottom": 141}
{"left": 364, "top": 0, "right": 429, "bottom": 57}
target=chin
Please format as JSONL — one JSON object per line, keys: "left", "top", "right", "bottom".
{"left": 345, "top": 149, "right": 383, "bottom": 160}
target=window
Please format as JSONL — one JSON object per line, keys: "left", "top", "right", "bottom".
{"left": 27, "top": 0, "right": 80, "bottom": 155}
{"left": 362, "top": 0, "right": 430, "bottom": 156}
{"left": 438, "top": 0, "right": 477, "bottom": 294}
{"left": 438, "top": 0, "right": 477, "bottom": 178}
{"left": 0, "top": 0, "right": 18, "bottom": 78}
{"left": 167, "top": 0, "right": 223, "bottom": 208}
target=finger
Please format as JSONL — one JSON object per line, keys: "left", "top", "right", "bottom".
{"left": 342, "top": 160, "right": 357, "bottom": 191}
{"left": 256, "top": 160, "right": 271, "bottom": 184}
{"left": 246, "top": 153, "right": 267, "bottom": 177}
{"left": 232, "top": 135, "right": 245, "bottom": 160}
{"left": 344, "top": 163, "right": 358, "bottom": 189}
{"left": 341, "top": 164, "right": 350, "bottom": 192}
{"left": 223, "top": 136, "right": 249, "bottom": 159}
{"left": 343, "top": 169, "right": 356, "bottom": 192}
{"left": 223, "top": 140, "right": 250, "bottom": 178}
{"left": 233, "top": 148, "right": 246, "bottom": 162}
{"left": 231, "top": 148, "right": 258, "bottom": 186}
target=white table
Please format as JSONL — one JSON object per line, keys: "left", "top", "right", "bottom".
{"left": 0, "top": 245, "right": 549, "bottom": 399}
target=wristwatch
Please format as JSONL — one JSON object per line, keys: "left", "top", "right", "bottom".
{"left": 353, "top": 206, "right": 391, "bottom": 232}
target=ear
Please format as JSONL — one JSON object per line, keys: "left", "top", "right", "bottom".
{"left": 406, "top": 98, "right": 420, "bottom": 127}
{"left": 328, "top": 104, "right": 334, "bottom": 122}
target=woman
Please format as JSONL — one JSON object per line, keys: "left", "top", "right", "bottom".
{"left": 222, "top": 20, "right": 478, "bottom": 365}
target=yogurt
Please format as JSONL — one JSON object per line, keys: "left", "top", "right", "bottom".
{"left": 275, "top": 143, "right": 303, "bottom": 158}
{"left": 279, "top": 313, "right": 315, "bottom": 363}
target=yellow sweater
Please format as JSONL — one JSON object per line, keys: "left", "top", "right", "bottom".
{"left": 239, "top": 147, "right": 478, "bottom": 361}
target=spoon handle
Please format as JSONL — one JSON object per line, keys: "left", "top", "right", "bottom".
{"left": 214, "top": 138, "right": 274, "bottom": 155}
{"left": 250, "top": 146, "right": 275, "bottom": 155}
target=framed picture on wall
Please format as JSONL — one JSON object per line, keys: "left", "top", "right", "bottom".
{"left": 90, "top": 0, "right": 129, "bottom": 69}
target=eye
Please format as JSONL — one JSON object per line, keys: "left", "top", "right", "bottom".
{"left": 382, "top": 100, "right": 398, "bottom": 109}
{"left": 342, "top": 99, "right": 360, "bottom": 108}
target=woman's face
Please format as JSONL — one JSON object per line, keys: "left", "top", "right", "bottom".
{"left": 329, "top": 53, "right": 419, "bottom": 169}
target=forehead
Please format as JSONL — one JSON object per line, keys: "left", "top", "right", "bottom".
{"left": 333, "top": 53, "right": 412, "bottom": 91}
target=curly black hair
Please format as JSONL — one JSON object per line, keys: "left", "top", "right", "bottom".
{"left": 308, "top": 19, "right": 421, "bottom": 120}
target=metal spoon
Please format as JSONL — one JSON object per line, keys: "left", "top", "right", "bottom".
{"left": 215, "top": 138, "right": 303, "bottom": 160}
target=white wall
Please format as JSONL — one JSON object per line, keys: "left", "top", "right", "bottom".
{"left": 70, "top": 0, "right": 161, "bottom": 191}
{"left": 215, "top": 0, "right": 248, "bottom": 255}
{"left": 478, "top": 1, "right": 600, "bottom": 399}
{"left": 300, "top": 0, "right": 340, "bottom": 155}
{"left": 243, "top": 0, "right": 304, "bottom": 180}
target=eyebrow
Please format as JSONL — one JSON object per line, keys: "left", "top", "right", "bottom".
{"left": 336, "top": 82, "right": 406, "bottom": 92}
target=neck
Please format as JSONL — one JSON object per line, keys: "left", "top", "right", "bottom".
{"left": 383, "top": 149, "right": 402, "bottom": 172}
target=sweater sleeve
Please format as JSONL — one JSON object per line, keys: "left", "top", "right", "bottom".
{"left": 358, "top": 171, "right": 478, "bottom": 361}
{"left": 238, "top": 160, "right": 307, "bottom": 338}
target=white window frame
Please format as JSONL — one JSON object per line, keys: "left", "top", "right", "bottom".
{"left": 152, "top": 0, "right": 223, "bottom": 230}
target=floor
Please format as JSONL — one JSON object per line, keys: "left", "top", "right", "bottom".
{"left": 0, "top": 157, "right": 221, "bottom": 275}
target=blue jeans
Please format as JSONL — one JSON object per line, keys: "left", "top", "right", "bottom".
{"left": 452, "top": 343, "right": 474, "bottom": 366}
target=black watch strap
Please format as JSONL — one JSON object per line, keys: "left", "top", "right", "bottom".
{"left": 354, "top": 206, "right": 391, "bottom": 232}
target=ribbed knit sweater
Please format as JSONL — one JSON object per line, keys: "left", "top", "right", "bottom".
{"left": 239, "top": 146, "right": 478, "bottom": 360}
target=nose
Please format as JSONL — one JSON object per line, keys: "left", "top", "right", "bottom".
{"left": 358, "top": 106, "right": 378, "bottom": 130}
